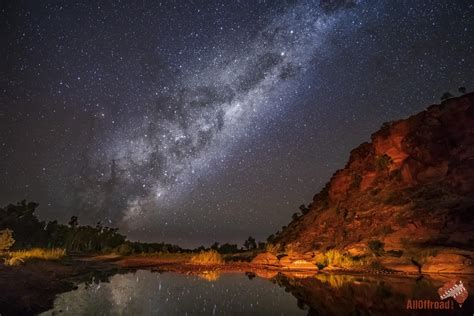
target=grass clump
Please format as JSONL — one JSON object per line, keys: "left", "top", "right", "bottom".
{"left": 4, "top": 248, "right": 66, "bottom": 266}
{"left": 314, "top": 249, "right": 359, "bottom": 269}
{"left": 265, "top": 243, "right": 280, "bottom": 255}
{"left": 190, "top": 250, "right": 223, "bottom": 265}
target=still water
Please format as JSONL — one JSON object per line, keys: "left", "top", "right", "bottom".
{"left": 42, "top": 270, "right": 474, "bottom": 315}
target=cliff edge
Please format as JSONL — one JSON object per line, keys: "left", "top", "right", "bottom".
{"left": 272, "top": 92, "right": 474, "bottom": 273}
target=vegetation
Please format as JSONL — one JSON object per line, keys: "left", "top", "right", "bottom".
{"left": 0, "top": 200, "right": 183, "bottom": 257}
{"left": 368, "top": 240, "right": 384, "bottom": 256}
{"left": 314, "top": 250, "right": 359, "bottom": 269}
{"left": 4, "top": 248, "right": 66, "bottom": 266}
{"left": 375, "top": 154, "right": 393, "bottom": 176}
{"left": 265, "top": 243, "right": 280, "bottom": 255}
{"left": 190, "top": 250, "right": 223, "bottom": 265}
{"left": 0, "top": 228, "right": 15, "bottom": 252}
{"left": 299, "top": 204, "right": 310, "bottom": 215}
{"left": 440, "top": 92, "right": 453, "bottom": 101}
{"left": 243, "top": 236, "right": 257, "bottom": 250}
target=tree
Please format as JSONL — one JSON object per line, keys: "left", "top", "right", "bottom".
{"left": 375, "top": 154, "right": 393, "bottom": 176}
{"left": 210, "top": 242, "right": 220, "bottom": 251}
{"left": 299, "top": 204, "right": 309, "bottom": 215}
{"left": 218, "top": 243, "right": 239, "bottom": 254}
{"left": 68, "top": 216, "right": 79, "bottom": 228}
{"left": 243, "top": 236, "right": 257, "bottom": 250}
{"left": 266, "top": 234, "right": 275, "bottom": 243}
{"left": 440, "top": 92, "right": 453, "bottom": 101}
{"left": 0, "top": 229, "right": 15, "bottom": 252}
{"left": 458, "top": 86, "right": 466, "bottom": 94}
{"left": 292, "top": 212, "right": 299, "bottom": 221}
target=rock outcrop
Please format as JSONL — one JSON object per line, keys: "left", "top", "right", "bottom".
{"left": 274, "top": 93, "right": 474, "bottom": 273}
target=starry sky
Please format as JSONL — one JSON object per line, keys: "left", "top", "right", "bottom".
{"left": 1, "top": 0, "right": 473, "bottom": 247}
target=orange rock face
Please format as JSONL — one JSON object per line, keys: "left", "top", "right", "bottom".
{"left": 275, "top": 93, "right": 474, "bottom": 273}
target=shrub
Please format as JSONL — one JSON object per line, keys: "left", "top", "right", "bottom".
{"left": 368, "top": 240, "right": 384, "bottom": 256}
{"left": 115, "top": 243, "right": 133, "bottom": 256}
{"left": 351, "top": 173, "right": 362, "bottom": 189}
{"left": 440, "top": 92, "right": 453, "bottom": 101}
{"left": 375, "top": 154, "right": 393, "bottom": 176}
{"left": 0, "top": 229, "right": 15, "bottom": 252}
{"left": 190, "top": 250, "right": 223, "bottom": 265}
{"left": 299, "top": 204, "right": 310, "bottom": 215}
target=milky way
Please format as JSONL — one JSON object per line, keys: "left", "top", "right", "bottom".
{"left": 1, "top": 1, "right": 473, "bottom": 246}
{"left": 101, "top": 3, "right": 347, "bottom": 230}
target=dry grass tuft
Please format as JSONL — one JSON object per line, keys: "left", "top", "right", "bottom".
{"left": 190, "top": 250, "right": 223, "bottom": 265}
{"left": 265, "top": 243, "right": 280, "bottom": 255}
{"left": 4, "top": 248, "right": 66, "bottom": 266}
{"left": 314, "top": 249, "right": 359, "bottom": 269}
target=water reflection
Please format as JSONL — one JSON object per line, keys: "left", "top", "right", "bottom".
{"left": 41, "top": 270, "right": 306, "bottom": 315}
{"left": 42, "top": 270, "right": 474, "bottom": 315}
{"left": 274, "top": 273, "right": 474, "bottom": 315}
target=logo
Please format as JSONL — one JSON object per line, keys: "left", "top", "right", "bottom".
{"left": 438, "top": 280, "right": 468, "bottom": 307}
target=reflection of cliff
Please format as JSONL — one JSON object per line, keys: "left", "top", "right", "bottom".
{"left": 274, "top": 273, "right": 474, "bottom": 315}
{"left": 275, "top": 93, "right": 474, "bottom": 273}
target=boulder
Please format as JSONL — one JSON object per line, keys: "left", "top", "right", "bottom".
{"left": 421, "top": 252, "right": 474, "bottom": 274}
{"left": 279, "top": 256, "right": 318, "bottom": 270}
{"left": 251, "top": 252, "right": 280, "bottom": 266}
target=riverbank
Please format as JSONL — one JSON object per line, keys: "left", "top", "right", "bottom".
{"left": 1, "top": 252, "right": 473, "bottom": 315}
{"left": 0, "top": 256, "right": 120, "bottom": 315}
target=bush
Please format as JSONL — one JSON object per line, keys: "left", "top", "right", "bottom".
{"left": 0, "top": 229, "right": 15, "bottom": 252}
{"left": 115, "top": 243, "right": 133, "bottom": 256}
{"left": 368, "top": 240, "right": 384, "bottom": 256}
{"left": 440, "top": 92, "right": 453, "bottom": 101}
{"left": 190, "top": 250, "right": 223, "bottom": 265}
{"left": 375, "top": 154, "right": 393, "bottom": 176}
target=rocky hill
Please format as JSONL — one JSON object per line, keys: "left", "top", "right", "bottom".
{"left": 273, "top": 92, "right": 474, "bottom": 273}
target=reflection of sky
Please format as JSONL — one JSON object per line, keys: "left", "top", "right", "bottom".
{"left": 41, "top": 270, "right": 306, "bottom": 315}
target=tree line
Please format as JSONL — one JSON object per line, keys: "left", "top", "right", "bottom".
{"left": 0, "top": 200, "right": 182, "bottom": 254}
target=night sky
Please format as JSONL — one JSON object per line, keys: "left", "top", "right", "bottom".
{"left": 1, "top": 1, "right": 473, "bottom": 247}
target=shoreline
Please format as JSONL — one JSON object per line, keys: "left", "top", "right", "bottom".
{"left": 1, "top": 254, "right": 473, "bottom": 315}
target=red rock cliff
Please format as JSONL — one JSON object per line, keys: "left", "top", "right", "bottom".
{"left": 275, "top": 93, "right": 474, "bottom": 265}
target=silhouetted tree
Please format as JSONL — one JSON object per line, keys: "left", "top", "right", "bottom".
{"left": 440, "top": 92, "right": 453, "bottom": 101}
{"left": 243, "top": 236, "right": 257, "bottom": 250}
{"left": 211, "top": 242, "right": 220, "bottom": 251}
{"left": 266, "top": 234, "right": 275, "bottom": 243}
{"left": 292, "top": 212, "right": 299, "bottom": 221}
{"left": 68, "top": 216, "right": 79, "bottom": 228}
{"left": 299, "top": 204, "right": 310, "bottom": 215}
{"left": 458, "top": 86, "right": 466, "bottom": 94}
{"left": 218, "top": 243, "right": 239, "bottom": 254}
